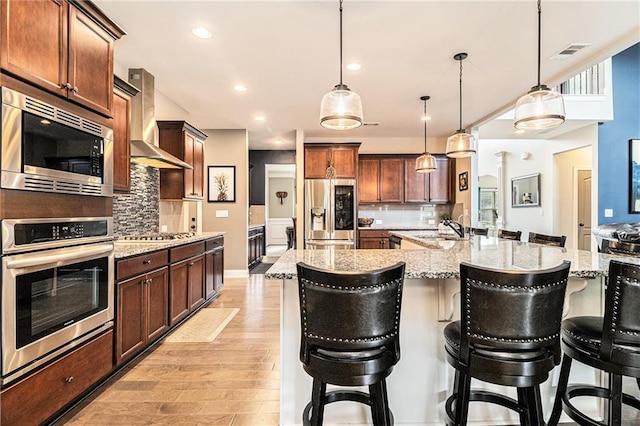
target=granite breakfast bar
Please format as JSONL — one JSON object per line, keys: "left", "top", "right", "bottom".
{"left": 266, "top": 235, "right": 626, "bottom": 425}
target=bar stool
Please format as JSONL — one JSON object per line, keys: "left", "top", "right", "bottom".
{"left": 444, "top": 260, "right": 571, "bottom": 426}
{"left": 296, "top": 261, "right": 406, "bottom": 426}
{"left": 604, "top": 240, "right": 640, "bottom": 257}
{"left": 528, "top": 232, "right": 567, "bottom": 248}
{"left": 549, "top": 259, "right": 640, "bottom": 426}
{"left": 469, "top": 227, "right": 488, "bottom": 236}
{"left": 498, "top": 229, "right": 522, "bottom": 241}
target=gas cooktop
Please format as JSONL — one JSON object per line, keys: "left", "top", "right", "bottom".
{"left": 118, "top": 232, "right": 195, "bottom": 242}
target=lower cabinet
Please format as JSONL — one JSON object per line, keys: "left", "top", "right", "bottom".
{"left": 169, "top": 242, "right": 205, "bottom": 326}
{"left": 248, "top": 226, "right": 265, "bottom": 268}
{"left": 358, "top": 229, "right": 390, "bottom": 249}
{"left": 116, "top": 266, "right": 169, "bottom": 365}
{"left": 205, "top": 236, "right": 224, "bottom": 299}
{"left": 1, "top": 331, "right": 113, "bottom": 426}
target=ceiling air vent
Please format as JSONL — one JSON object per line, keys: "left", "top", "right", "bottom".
{"left": 363, "top": 122, "right": 380, "bottom": 126}
{"left": 550, "top": 43, "right": 591, "bottom": 60}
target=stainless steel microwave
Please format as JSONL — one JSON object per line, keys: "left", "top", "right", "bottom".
{"left": 1, "top": 87, "right": 113, "bottom": 196}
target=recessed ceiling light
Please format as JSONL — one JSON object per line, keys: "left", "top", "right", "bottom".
{"left": 346, "top": 63, "right": 361, "bottom": 71}
{"left": 254, "top": 115, "right": 265, "bottom": 121}
{"left": 421, "top": 115, "right": 432, "bottom": 121}
{"left": 515, "top": 129, "right": 526, "bottom": 134}
{"left": 234, "top": 85, "right": 248, "bottom": 92}
{"left": 191, "top": 27, "right": 212, "bottom": 39}
{"left": 40, "top": 119, "right": 51, "bottom": 125}
{"left": 274, "top": 139, "right": 284, "bottom": 144}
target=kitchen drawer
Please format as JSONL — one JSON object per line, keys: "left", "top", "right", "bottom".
{"left": 206, "top": 236, "right": 224, "bottom": 251}
{"left": 1, "top": 330, "right": 113, "bottom": 426}
{"left": 358, "top": 230, "right": 389, "bottom": 238}
{"left": 117, "top": 250, "right": 169, "bottom": 280}
{"left": 170, "top": 241, "right": 205, "bottom": 263}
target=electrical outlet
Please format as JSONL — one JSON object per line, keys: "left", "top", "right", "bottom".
{"left": 161, "top": 225, "right": 168, "bottom": 232}
{"left": 604, "top": 209, "right": 613, "bottom": 218}
{"left": 216, "top": 210, "right": 229, "bottom": 218}
{"left": 375, "top": 219, "right": 382, "bottom": 224}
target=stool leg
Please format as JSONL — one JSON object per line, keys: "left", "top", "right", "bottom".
{"left": 548, "top": 354, "right": 573, "bottom": 426}
{"left": 310, "top": 379, "right": 326, "bottom": 426}
{"left": 525, "top": 386, "right": 544, "bottom": 426}
{"left": 369, "top": 380, "right": 392, "bottom": 426}
{"left": 605, "top": 373, "right": 622, "bottom": 426}
{"left": 454, "top": 372, "right": 471, "bottom": 426}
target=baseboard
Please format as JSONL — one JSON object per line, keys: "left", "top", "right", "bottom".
{"left": 224, "top": 269, "right": 249, "bottom": 278}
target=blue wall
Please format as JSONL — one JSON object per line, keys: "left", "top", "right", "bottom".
{"left": 598, "top": 42, "right": 640, "bottom": 224}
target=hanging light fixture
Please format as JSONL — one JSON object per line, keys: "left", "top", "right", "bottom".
{"left": 514, "top": 0, "right": 565, "bottom": 130}
{"left": 319, "top": 0, "right": 363, "bottom": 130}
{"left": 446, "top": 52, "right": 477, "bottom": 158}
{"left": 415, "top": 95, "right": 437, "bottom": 173}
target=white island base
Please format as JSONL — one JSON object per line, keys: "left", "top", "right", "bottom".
{"left": 280, "top": 276, "right": 604, "bottom": 425}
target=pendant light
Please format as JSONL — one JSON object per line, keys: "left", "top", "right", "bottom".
{"left": 415, "top": 95, "right": 437, "bottom": 173}
{"left": 319, "top": 0, "right": 363, "bottom": 130}
{"left": 514, "top": 0, "right": 565, "bottom": 130}
{"left": 446, "top": 53, "right": 477, "bottom": 158}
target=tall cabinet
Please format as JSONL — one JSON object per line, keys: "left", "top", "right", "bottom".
{"left": 157, "top": 121, "right": 208, "bottom": 200}
{"left": 112, "top": 76, "right": 139, "bottom": 193}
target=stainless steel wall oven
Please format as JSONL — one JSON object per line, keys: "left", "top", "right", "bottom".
{"left": 1, "top": 87, "right": 113, "bottom": 196}
{"left": 1, "top": 217, "right": 114, "bottom": 385}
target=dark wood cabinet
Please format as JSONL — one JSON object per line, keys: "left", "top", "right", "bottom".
{"left": 112, "top": 76, "right": 139, "bottom": 193}
{"left": 169, "top": 242, "right": 205, "bottom": 326}
{"left": 157, "top": 121, "right": 208, "bottom": 200}
{"left": 304, "top": 143, "right": 360, "bottom": 179}
{"left": 403, "top": 155, "right": 455, "bottom": 204}
{"left": 0, "top": 0, "right": 124, "bottom": 116}
{"left": 115, "top": 250, "right": 170, "bottom": 365}
{"left": 205, "top": 236, "right": 224, "bottom": 300}
{"left": 358, "top": 156, "right": 403, "bottom": 203}
{"left": 248, "top": 226, "right": 265, "bottom": 269}
{"left": 358, "top": 229, "right": 390, "bottom": 249}
{"left": 1, "top": 330, "right": 113, "bottom": 426}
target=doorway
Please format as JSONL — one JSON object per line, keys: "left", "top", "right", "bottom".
{"left": 576, "top": 169, "right": 592, "bottom": 250}
{"left": 264, "top": 164, "right": 296, "bottom": 257}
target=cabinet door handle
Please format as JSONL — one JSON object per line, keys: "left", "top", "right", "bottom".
{"left": 64, "top": 376, "right": 74, "bottom": 384}
{"left": 147, "top": 278, "right": 153, "bottom": 284}
{"left": 188, "top": 262, "right": 195, "bottom": 267}
{"left": 62, "top": 82, "right": 72, "bottom": 89}
{"left": 72, "top": 86, "right": 78, "bottom": 93}
{"left": 143, "top": 260, "right": 151, "bottom": 265}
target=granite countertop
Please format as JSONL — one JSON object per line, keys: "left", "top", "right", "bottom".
{"left": 114, "top": 232, "right": 225, "bottom": 259}
{"left": 265, "top": 235, "right": 631, "bottom": 281}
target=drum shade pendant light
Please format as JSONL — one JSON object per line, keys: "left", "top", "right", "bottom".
{"left": 319, "top": 0, "right": 363, "bottom": 130}
{"left": 415, "top": 95, "right": 437, "bottom": 173}
{"left": 514, "top": 0, "right": 565, "bottom": 130}
{"left": 446, "top": 53, "right": 477, "bottom": 158}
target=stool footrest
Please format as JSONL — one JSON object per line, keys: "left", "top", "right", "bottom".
{"left": 561, "top": 384, "right": 640, "bottom": 426}
{"left": 445, "top": 389, "right": 524, "bottom": 425}
{"left": 303, "top": 390, "right": 394, "bottom": 426}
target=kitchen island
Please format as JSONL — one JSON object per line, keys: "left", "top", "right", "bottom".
{"left": 266, "top": 236, "right": 630, "bottom": 425}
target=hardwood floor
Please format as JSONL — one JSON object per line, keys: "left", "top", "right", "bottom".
{"left": 58, "top": 275, "right": 281, "bottom": 425}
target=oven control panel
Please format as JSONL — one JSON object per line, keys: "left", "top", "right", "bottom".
{"left": 2, "top": 217, "right": 113, "bottom": 253}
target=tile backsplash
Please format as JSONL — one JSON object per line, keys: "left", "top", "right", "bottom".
{"left": 358, "top": 204, "right": 452, "bottom": 227}
{"left": 113, "top": 164, "right": 159, "bottom": 236}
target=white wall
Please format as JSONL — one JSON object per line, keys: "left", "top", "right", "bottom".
{"left": 477, "top": 124, "right": 597, "bottom": 239}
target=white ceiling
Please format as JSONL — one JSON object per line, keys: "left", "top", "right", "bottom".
{"left": 95, "top": 1, "right": 639, "bottom": 150}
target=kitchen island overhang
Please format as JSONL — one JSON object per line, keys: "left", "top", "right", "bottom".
{"left": 268, "top": 237, "right": 625, "bottom": 425}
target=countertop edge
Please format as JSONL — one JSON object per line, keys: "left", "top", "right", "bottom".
{"left": 114, "top": 232, "right": 225, "bottom": 259}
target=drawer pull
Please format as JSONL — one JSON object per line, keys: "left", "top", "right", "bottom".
{"left": 143, "top": 260, "right": 151, "bottom": 265}
{"left": 188, "top": 262, "right": 195, "bottom": 267}
{"left": 64, "top": 376, "right": 74, "bottom": 384}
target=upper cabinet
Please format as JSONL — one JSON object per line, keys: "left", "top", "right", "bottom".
{"left": 0, "top": 0, "right": 125, "bottom": 116}
{"left": 157, "top": 121, "right": 208, "bottom": 200}
{"left": 403, "top": 155, "right": 455, "bottom": 204}
{"left": 304, "top": 143, "right": 360, "bottom": 179}
{"left": 358, "top": 156, "right": 403, "bottom": 203}
{"left": 112, "top": 76, "right": 139, "bottom": 193}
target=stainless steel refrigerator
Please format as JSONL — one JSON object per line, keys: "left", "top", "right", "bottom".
{"left": 304, "top": 179, "right": 356, "bottom": 249}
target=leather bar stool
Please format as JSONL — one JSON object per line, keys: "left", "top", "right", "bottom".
{"left": 498, "top": 229, "right": 522, "bottom": 241}
{"left": 528, "top": 232, "right": 567, "bottom": 248}
{"left": 604, "top": 240, "right": 640, "bottom": 257}
{"left": 444, "top": 260, "right": 571, "bottom": 426}
{"left": 549, "top": 259, "right": 640, "bottom": 426}
{"left": 296, "top": 261, "right": 406, "bottom": 426}
{"left": 469, "top": 227, "right": 488, "bottom": 236}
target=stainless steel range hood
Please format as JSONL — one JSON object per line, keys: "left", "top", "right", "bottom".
{"left": 128, "top": 68, "right": 192, "bottom": 169}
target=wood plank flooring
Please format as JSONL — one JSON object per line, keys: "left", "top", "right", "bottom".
{"left": 58, "top": 275, "right": 280, "bottom": 425}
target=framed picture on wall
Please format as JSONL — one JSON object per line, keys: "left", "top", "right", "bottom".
{"left": 629, "top": 139, "right": 640, "bottom": 213}
{"left": 208, "top": 166, "right": 236, "bottom": 202}
{"left": 458, "top": 171, "right": 468, "bottom": 191}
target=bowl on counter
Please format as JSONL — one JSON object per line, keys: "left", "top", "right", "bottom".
{"left": 358, "top": 218, "right": 374, "bottom": 227}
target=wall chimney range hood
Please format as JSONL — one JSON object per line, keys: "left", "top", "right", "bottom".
{"left": 128, "top": 68, "right": 192, "bottom": 169}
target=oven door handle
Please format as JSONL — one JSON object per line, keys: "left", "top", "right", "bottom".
{"left": 4, "top": 243, "right": 113, "bottom": 269}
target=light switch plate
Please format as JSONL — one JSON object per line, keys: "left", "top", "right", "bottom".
{"left": 604, "top": 209, "right": 613, "bottom": 217}
{"left": 216, "top": 210, "right": 229, "bottom": 218}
